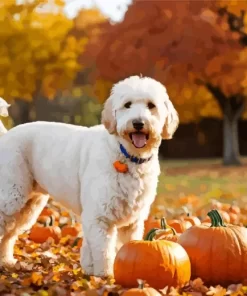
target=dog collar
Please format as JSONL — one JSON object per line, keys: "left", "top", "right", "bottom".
{"left": 119, "top": 143, "right": 152, "bottom": 164}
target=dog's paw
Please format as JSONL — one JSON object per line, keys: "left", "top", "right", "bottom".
{"left": 82, "top": 264, "right": 94, "bottom": 276}
{"left": 93, "top": 268, "right": 113, "bottom": 279}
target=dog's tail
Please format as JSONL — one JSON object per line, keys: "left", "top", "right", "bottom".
{"left": 0, "top": 97, "right": 10, "bottom": 137}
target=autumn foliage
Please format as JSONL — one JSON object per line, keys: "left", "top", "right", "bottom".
{"left": 92, "top": 0, "right": 247, "bottom": 165}
{"left": 2, "top": 189, "right": 247, "bottom": 295}
{"left": 0, "top": 0, "right": 86, "bottom": 101}
{"left": 2, "top": 1, "right": 247, "bottom": 294}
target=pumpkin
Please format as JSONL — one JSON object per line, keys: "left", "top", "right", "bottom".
{"left": 114, "top": 234, "right": 191, "bottom": 289}
{"left": 145, "top": 218, "right": 179, "bottom": 242}
{"left": 37, "top": 215, "right": 52, "bottom": 225}
{"left": 220, "top": 202, "right": 231, "bottom": 211}
{"left": 229, "top": 205, "right": 241, "bottom": 215}
{"left": 178, "top": 209, "right": 247, "bottom": 286}
{"left": 29, "top": 217, "right": 61, "bottom": 243}
{"left": 202, "top": 210, "right": 230, "bottom": 224}
{"left": 168, "top": 219, "right": 192, "bottom": 233}
{"left": 179, "top": 207, "right": 201, "bottom": 227}
{"left": 122, "top": 280, "right": 161, "bottom": 296}
{"left": 71, "top": 237, "right": 83, "bottom": 248}
{"left": 184, "top": 214, "right": 201, "bottom": 226}
{"left": 40, "top": 207, "right": 60, "bottom": 221}
{"left": 143, "top": 216, "right": 162, "bottom": 238}
{"left": 61, "top": 222, "right": 81, "bottom": 237}
{"left": 228, "top": 212, "right": 238, "bottom": 224}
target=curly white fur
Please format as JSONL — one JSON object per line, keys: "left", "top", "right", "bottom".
{"left": 0, "top": 97, "right": 10, "bottom": 136}
{"left": 0, "top": 76, "right": 179, "bottom": 276}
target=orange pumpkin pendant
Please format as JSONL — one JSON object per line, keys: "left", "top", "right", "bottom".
{"left": 113, "top": 161, "right": 128, "bottom": 173}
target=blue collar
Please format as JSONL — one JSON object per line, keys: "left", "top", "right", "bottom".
{"left": 119, "top": 143, "right": 152, "bottom": 164}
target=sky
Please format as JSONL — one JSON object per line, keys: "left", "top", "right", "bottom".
{"left": 64, "top": 0, "right": 132, "bottom": 22}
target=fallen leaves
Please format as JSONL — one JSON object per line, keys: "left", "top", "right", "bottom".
{"left": 1, "top": 227, "right": 247, "bottom": 295}
{"left": 1, "top": 162, "right": 247, "bottom": 295}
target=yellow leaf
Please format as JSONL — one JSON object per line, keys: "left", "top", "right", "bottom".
{"left": 11, "top": 273, "right": 18, "bottom": 278}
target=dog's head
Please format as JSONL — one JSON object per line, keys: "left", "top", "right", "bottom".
{"left": 101, "top": 76, "right": 179, "bottom": 154}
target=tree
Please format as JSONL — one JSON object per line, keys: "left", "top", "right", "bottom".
{"left": 70, "top": 8, "right": 113, "bottom": 103}
{"left": 0, "top": 0, "right": 87, "bottom": 124}
{"left": 94, "top": 0, "right": 247, "bottom": 166}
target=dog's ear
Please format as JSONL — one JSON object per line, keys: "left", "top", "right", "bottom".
{"left": 161, "top": 100, "right": 179, "bottom": 139}
{"left": 101, "top": 98, "right": 117, "bottom": 134}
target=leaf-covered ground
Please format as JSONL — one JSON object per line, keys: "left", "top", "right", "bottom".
{"left": 1, "top": 158, "right": 247, "bottom": 296}
{"left": 153, "top": 157, "right": 247, "bottom": 219}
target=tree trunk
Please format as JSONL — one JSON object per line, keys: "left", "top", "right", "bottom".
{"left": 9, "top": 100, "right": 33, "bottom": 126}
{"left": 223, "top": 114, "right": 241, "bottom": 166}
{"left": 205, "top": 84, "right": 245, "bottom": 166}
{"left": 222, "top": 98, "right": 245, "bottom": 166}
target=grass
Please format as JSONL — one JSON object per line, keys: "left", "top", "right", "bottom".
{"left": 152, "top": 157, "right": 247, "bottom": 217}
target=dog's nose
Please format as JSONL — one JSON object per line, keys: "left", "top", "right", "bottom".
{"left": 132, "top": 120, "right": 144, "bottom": 131}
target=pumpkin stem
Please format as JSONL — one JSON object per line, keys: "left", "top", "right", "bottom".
{"left": 213, "top": 209, "right": 226, "bottom": 227}
{"left": 207, "top": 209, "right": 226, "bottom": 227}
{"left": 137, "top": 279, "right": 145, "bottom": 289}
{"left": 182, "top": 206, "right": 190, "bottom": 216}
{"left": 160, "top": 218, "right": 168, "bottom": 229}
{"left": 48, "top": 216, "right": 54, "bottom": 227}
{"left": 144, "top": 228, "right": 159, "bottom": 241}
{"left": 207, "top": 210, "right": 216, "bottom": 227}
{"left": 160, "top": 218, "right": 177, "bottom": 235}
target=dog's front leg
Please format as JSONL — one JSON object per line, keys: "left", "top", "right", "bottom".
{"left": 116, "top": 219, "right": 144, "bottom": 252}
{"left": 80, "top": 238, "right": 93, "bottom": 276}
{"left": 82, "top": 219, "right": 117, "bottom": 278}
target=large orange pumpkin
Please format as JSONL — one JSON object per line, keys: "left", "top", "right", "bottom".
{"left": 122, "top": 280, "right": 161, "bottom": 296}
{"left": 145, "top": 218, "right": 179, "bottom": 242}
{"left": 178, "top": 209, "right": 247, "bottom": 286}
{"left": 114, "top": 236, "right": 191, "bottom": 289}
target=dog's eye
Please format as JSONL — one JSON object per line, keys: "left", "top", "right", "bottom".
{"left": 147, "top": 102, "right": 155, "bottom": 110}
{"left": 124, "top": 102, "right": 132, "bottom": 109}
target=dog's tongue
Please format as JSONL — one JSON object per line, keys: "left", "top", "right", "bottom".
{"left": 132, "top": 133, "right": 146, "bottom": 148}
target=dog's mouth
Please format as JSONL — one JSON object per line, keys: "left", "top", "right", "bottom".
{"left": 129, "top": 132, "right": 149, "bottom": 148}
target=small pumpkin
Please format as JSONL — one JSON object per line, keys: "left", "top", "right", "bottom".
{"left": 114, "top": 232, "right": 191, "bottom": 289}
{"left": 143, "top": 216, "right": 161, "bottom": 238}
{"left": 184, "top": 214, "right": 201, "bottom": 226}
{"left": 61, "top": 222, "right": 81, "bottom": 237}
{"left": 179, "top": 207, "right": 201, "bottom": 226}
{"left": 229, "top": 205, "right": 241, "bottom": 215}
{"left": 168, "top": 219, "right": 192, "bottom": 233}
{"left": 220, "top": 202, "right": 231, "bottom": 211}
{"left": 29, "top": 217, "right": 61, "bottom": 243}
{"left": 178, "top": 209, "right": 247, "bottom": 286}
{"left": 37, "top": 215, "right": 52, "bottom": 225}
{"left": 143, "top": 216, "right": 162, "bottom": 238}
{"left": 40, "top": 207, "right": 60, "bottom": 221}
{"left": 122, "top": 280, "right": 161, "bottom": 296}
{"left": 228, "top": 212, "right": 238, "bottom": 224}
{"left": 145, "top": 218, "right": 179, "bottom": 242}
{"left": 71, "top": 237, "right": 83, "bottom": 248}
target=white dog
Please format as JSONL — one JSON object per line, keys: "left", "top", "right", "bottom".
{"left": 0, "top": 76, "right": 178, "bottom": 277}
